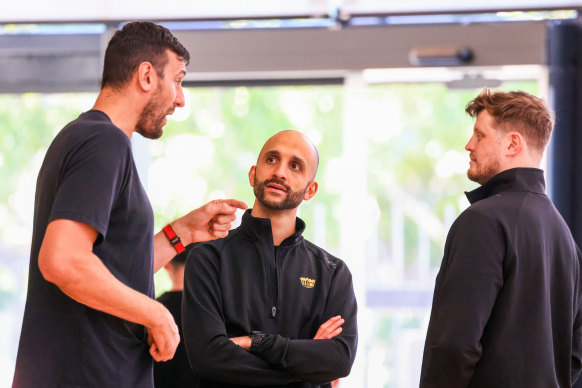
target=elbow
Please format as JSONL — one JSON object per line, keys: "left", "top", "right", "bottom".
{"left": 332, "top": 354, "right": 354, "bottom": 379}
{"left": 38, "top": 249, "right": 70, "bottom": 286}
{"left": 332, "top": 343, "right": 357, "bottom": 380}
{"left": 312, "top": 350, "right": 354, "bottom": 383}
{"left": 337, "top": 361, "right": 353, "bottom": 379}
{"left": 334, "top": 338, "right": 357, "bottom": 378}
{"left": 183, "top": 340, "right": 221, "bottom": 378}
{"left": 188, "top": 353, "right": 223, "bottom": 380}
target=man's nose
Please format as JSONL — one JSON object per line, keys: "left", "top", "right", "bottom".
{"left": 272, "top": 164, "right": 287, "bottom": 180}
{"left": 175, "top": 86, "right": 185, "bottom": 108}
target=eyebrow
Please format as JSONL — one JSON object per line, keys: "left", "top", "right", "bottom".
{"left": 473, "top": 126, "right": 484, "bottom": 134}
{"left": 265, "top": 150, "right": 307, "bottom": 166}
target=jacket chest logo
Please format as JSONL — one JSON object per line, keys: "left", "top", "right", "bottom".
{"left": 300, "top": 277, "right": 316, "bottom": 288}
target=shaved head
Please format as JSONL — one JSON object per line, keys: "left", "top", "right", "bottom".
{"left": 257, "top": 130, "right": 319, "bottom": 180}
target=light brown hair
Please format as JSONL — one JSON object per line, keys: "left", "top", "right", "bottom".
{"left": 465, "top": 88, "right": 554, "bottom": 151}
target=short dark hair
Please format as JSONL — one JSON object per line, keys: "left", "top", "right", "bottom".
{"left": 101, "top": 21, "right": 190, "bottom": 89}
{"left": 465, "top": 88, "right": 554, "bottom": 151}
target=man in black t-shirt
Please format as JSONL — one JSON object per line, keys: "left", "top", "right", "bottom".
{"left": 155, "top": 246, "right": 199, "bottom": 388}
{"left": 13, "top": 22, "right": 246, "bottom": 388}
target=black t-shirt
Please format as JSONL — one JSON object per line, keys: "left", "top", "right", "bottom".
{"left": 154, "top": 291, "right": 199, "bottom": 388}
{"left": 14, "top": 110, "right": 155, "bottom": 387}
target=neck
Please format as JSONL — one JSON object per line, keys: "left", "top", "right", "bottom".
{"left": 500, "top": 154, "right": 542, "bottom": 174}
{"left": 250, "top": 201, "right": 298, "bottom": 246}
{"left": 92, "top": 86, "right": 144, "bottom": 139}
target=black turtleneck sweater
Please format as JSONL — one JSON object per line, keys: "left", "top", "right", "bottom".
{"left": 182, "top": 210, "right": 358, "bottom": 387}
{"left": 420, "top": 168, "right": 582, "bottom": 388}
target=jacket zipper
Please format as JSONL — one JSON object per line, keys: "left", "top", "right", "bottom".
{"left": 265, "top": 243, "right": 278, "bottom": 319}
{"left": 271, "top": 245, "right": 280, "bottom": 319}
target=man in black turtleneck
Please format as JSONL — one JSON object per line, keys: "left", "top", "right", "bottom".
{"left": 420, "top": 89, "right": 582, "bottom": 388}
{"left": 182, "top": 130, "right": 357, "bottom": 387}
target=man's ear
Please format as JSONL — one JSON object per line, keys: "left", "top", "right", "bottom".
{"left": 136, "top": 62, "right": 156, "bottom": 92}
{"left": 303, "top": 181, "right": 318, "bottom": 201}
{"left": 506, "top": 132, "right": 523, "bottom": 157}
{"left": 248, "top": 166, "right": 256, "bottom": 187}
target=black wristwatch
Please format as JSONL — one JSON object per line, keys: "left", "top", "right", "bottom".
{"left": 250, "top": 331, "right": 266, "bottom": 352}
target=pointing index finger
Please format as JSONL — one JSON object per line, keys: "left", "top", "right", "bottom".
{"left": 220, "top": 199, "right": 248, "bottom": 211}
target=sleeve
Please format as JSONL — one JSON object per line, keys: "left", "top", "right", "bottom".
{"left": 572, "top": 247, "right": 582, "bottom": 385}
{"left": 50, "top": 128, "right": 131, "bottom": 242}
{"left": 250, "top": 261, "right": 358, "bottom": 384}
{"left": 181, "top": 244, "right": 299, "bottom": 386}
{"left": 420, "top": 208, "right": 505, "bottom": 388}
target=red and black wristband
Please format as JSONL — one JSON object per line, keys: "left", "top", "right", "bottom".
{"left": 162, "top": 224, "right": 185, "bottom": 254}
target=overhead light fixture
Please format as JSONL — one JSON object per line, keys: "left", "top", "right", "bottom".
{"left": 409, "top": 47, "right": 474, "bottom": 66}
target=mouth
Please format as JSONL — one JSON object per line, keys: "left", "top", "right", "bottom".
{"left": 266, "top": 182, "right": 287, "bottom": 193}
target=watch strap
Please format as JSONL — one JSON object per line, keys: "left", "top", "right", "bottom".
{"left": 162, "top": 224, "right": 186, "bottom": 254}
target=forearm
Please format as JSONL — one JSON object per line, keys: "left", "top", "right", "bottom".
{"left": 46, "top": 249, "right": 165, "bottom": 328}
{"left": 183, "top": 245, "right": 298, "bottom": 385}
{"left": 153, "top": 217, "right": 199, "bottom": 272}
{"left": 250, "top": 335, "right": 356, "bottom": 384}
{"left": 185, "top": 333, "right": 298, "bottom": 385}
{"left": 153, "top": 229, "right": 182, "bottom": 272}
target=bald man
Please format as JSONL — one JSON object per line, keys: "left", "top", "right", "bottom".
{"left": 182, "top": 131, "right": 358, "bottom": 387}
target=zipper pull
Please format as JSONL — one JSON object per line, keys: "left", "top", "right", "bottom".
{"left": 271, "top": 306, "right": 277, "bottom": 318}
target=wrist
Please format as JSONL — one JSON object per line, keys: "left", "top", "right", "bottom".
{"left": 250, "top": 331, "right": 267, "bottom": 353}
{"left": 162, "top": 223, "right": 186, "bottom": 253}
{"left": 143, "top": 299, "right": 169, "bottom": 329}
{"left": 169, "top": 218, "right": 195, "bottom": 246}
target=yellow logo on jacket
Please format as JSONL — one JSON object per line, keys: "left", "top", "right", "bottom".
{"left": 300, "top": 277, "right": 316, "bottom": 288}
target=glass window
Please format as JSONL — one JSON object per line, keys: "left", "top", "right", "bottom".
{"left": 0, "top": 73, "right": 541, "bottom": 386}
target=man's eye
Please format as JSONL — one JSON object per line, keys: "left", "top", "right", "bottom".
{"left": 291, "top": 162, "right": 300, "bottom": 170}
{"left": 267, "top": 157, "right": 276, "bottom": 163}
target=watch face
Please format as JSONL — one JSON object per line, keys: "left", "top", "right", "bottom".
{"left": 251, "top": 332, "right": 266, "bottom": 349}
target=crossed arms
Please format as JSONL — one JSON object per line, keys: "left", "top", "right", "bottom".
{"left": 182, "top": 244, "right": 358, "bottom": 386}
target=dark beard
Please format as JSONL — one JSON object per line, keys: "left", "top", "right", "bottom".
{"left": 136, "top": 86, "right": 168, "bottom": 140}
{"left": 253, "top": 178, "right": 307, "bottom": 210}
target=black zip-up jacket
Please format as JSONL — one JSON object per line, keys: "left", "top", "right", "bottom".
{"left": 420, "top": 168, "right": 582, "bottom": 387}
{"left": 182, "top": 210, "right": 358, "bottom": 387}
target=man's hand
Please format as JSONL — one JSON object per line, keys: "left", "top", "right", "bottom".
{"left": 230, "top": 336, "right": 252, "bottom": 350}
{"left": 175, "top": 199, "right": 248, "bottom": 244}
{"left": 147, "top": 303, "right": 180, "bottom": 362}
{"left": 314, "top": 315, "right": 344, "bottom": 340}
{"left": 229, "top": 315, "right": 344, "bottom": 351}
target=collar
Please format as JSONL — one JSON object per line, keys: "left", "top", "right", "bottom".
{"left": 239, "top": 209, "right": 306, "bottom": 246}
{"left": 465, "top": 167, "right": 546, "bottom": 205}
